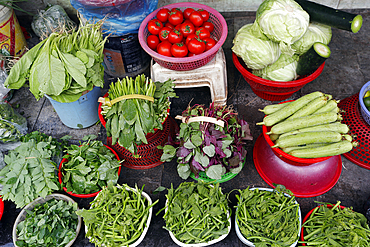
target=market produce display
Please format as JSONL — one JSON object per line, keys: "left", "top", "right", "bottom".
{"left": 77, "top": 183, "right": 157, "bottom": 247}
{"left": 300, "top": 201, "right": 370, "bottom": 246}
{"left": 59, "top": 139, "right": 121, "bottom": 196}
{"left": 146, "top": 7, "right": 217, "bottom": 57}
{"left": 258, "top": 91, "right": 356, "bottom": 158}
{"left": 160, "top": 103, "right": 253, "bottom": 180}
{"left": 232, "top": 0, "right": 362, "bottom": 82}
{"left": 13, "top": 195, "right": 80, "bottom": 247}
{"left": 235, "top": 186, "right": 301, "bottom": 246}
{"left": 99, "top": 74, "right": 176, "bottom": 156}
{"left": 159, "top": 181, "right": 231, "bottom": 245}
{"left": 4, "top": 20, "right": 107, "bottom": 103}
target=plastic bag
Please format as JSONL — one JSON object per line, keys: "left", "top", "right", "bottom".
{"left": 31, "top": 5, "right": 77, "bottom": 39}
{"left": 71, "top": 0, "right": 158, "bottom": 35}
{"left": 0, "top": 102, "right": 28, "bottom": 151}
{"left": 0, "top": 66, "right": 10, "bottom": 102}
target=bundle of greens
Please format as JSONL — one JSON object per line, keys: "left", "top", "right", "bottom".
{"left": 100, "top": 74, "right": 176, "bottom": 155}
{"left": 0, "top": 102, "right": 27, "bottom": 144}
{"left": 159, "top": 181, "right": 230, "bottom": 245}
{"left": 77, "top": 183, "right": 157, "bottom": 246}
{"left": 15, "top": 197, "right": 79, "bottom": 246}
{"left": 161, "top": 103, "right": 252, "bottom": 180}
{"left": 5, "top": 20, "right": 107, "bottom": 103}
{"left": 0, "top": 139, "right": 60, "bottom": 208}
{"left": 60, "top": 140, "right": 121, "bottom": 195}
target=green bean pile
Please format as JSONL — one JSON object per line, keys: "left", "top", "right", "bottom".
{"left": 161, "top": 181, "right": 230, "bottom": 245}
{"left": 235, "top": 187, "right": 300, "bottom": 246}
{"left": 301, "top": 201, "right": 370, "bottom": 246}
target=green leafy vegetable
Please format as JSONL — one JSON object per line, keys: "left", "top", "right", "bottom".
{"left": 60, "top": 140, "right": 121, "bottom": 195}
{"left": 77, "top": 183, "right": 158, "bottom": 246}
{"left": 0, "top": 140, "right": 60, "bottom": 208}
{"left": 300, "top": 201, "right": 370, "bottom": 246}
{"left": 5, "top": 20, "right": 107, "bottom": 103}
{"left": 101, "top": 74, "right": 176, "bottom": 156}
{"left": 161, "top": 103, "right": 253, "bottom": 180}
{"left": 16, "top": 198, "right": 79, "bottom": 247}
{"left": 235, "top": 185, "right": 301, "bottom": 246}
{"left": 158, "top": 181, "right": 230, "bottom": 245}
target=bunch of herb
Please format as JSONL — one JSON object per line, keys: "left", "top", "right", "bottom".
{"left": 4, "top": 20, "right": 107, "bottom": 103}
{"left": 300, "top": 201, "right": 370, "bottom": 246}
{"left": 20, "top": 131, "right": 70, "bottom": 163}
{"left": 0, "top": 139, "right": 59, "bottom": 208}
{"left": 15, "top": 198, "right": 79, "bottom": 246}
{"left": 100, "top": 74, "right": 176, "bottom": 155}
{"left": 158, "top": 181, "right": 230, "bottom": 245}
{"left": 235, "top": 185, "right": 301, "bottom": 246}
{"left": 77, "top": 183, "right": 158, "bottom": 246}
{"left": 161, "top": 103, "right": 253, "bottom": 180}
{"left": 60, "top": 139, "right": 121, "bottom": 195}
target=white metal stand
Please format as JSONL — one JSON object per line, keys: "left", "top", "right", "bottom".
{"left": 151, "top": 48, "right": 228, "bottom": 105}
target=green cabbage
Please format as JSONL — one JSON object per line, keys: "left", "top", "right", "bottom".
{"left": 292, "top": 22, "right": 332, "bottom": 55}
{"left": 232, "top": 22, "right": 281, "bottom": 70}
{"left": 256, "top": 0, "right": 309, "bottom": 56}
{"left": 253, "top": 53, "right": 299, "bottom": 81}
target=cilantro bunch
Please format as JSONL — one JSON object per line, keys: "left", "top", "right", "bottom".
{"left": 161, "top": 103, "right": 253, "bottom": 180}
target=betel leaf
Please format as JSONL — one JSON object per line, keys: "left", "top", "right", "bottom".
{"left": 203, "top": 145, "right": 216, "bottom": 157}
{"left": 191, "top": 133, "right": 203, "bottom": 147}
{"left": 206, "top": 164, "right": 226, "bottom": 180}
{"left": 177, "top": 163, "right": 191, "bottom": 180}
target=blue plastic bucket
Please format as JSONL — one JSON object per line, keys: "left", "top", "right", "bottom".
{"left": 45, "top": 87, "right": 101, "bottom": 129}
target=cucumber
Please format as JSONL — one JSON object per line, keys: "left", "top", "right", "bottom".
{"left": 279, "top": 122, "right": 349, "bottom": 139}
{"left": 269, "top": 134, "right": 280, "bottom": 141}
{"left": 272, "top": 131, "right": 342, "bottom": 148}
{"left": 259, "top": 101, "right": 291, "bottom": 115}
{"left": 267, "top": 111, "right": 341, "bottom": 135}
{"left": 288, "top": 140, "right": 354, "bottom": 158}
{"left": 294, "top": 0, "right": 363, "bottom": 33}
{"left": 282, "top": 143, "right": 330, "bottom": 153}
{"left": 257, "top": 91, "right": 324, "bottom": 126}
{"left": 313, "top": 99, "right": 339, "bottom": 114}
{"left": 287, "top": 94, "right": 332, "bottom": 120}
{"left": 296, "top": 42, "right": 331, "bottom": 76}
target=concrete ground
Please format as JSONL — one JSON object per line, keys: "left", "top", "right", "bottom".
{"left": 1, "top": 8, "right": 370, "bottom": 247}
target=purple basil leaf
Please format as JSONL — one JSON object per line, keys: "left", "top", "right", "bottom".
{"left": 215, "top": 146, "right": 226, "bottom": 158}
{"left": 191, "top": 159, "right": 205, "bottom": 172}
{"left": 177, "top": 146, "right": 191, "bottom": 158}
{"left": 204, "top": 134, "right": 211, "bottom": 146}
{"left": 229, "top": 155, "right": 240, "bottom": 167}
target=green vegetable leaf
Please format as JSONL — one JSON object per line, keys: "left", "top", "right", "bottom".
{"left": 206, "top": 164, "right": 226, "bottom": 180}
{"left": 203, "top": 145, "right": 215, "bottom": 157}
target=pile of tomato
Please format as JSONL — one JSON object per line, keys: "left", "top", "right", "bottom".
{"left": 146, "top": 7, "right": 217, "bottom": 57}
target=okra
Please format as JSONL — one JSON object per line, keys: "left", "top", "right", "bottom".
{"left": 258, "top": 101, "right": 291, "bottom": 115}
{"left": 269, "top": 133, "right": 280, "bottom": 141}
{"left": 288, "top": 140, "right": 354, "bottom": 158}
{"left": 313, "top": 99, "right": 339, "bottom": 114}
{"left": 287, "top": 94, "right": 332, "bottom": 120}
{"left": 272, "top": 131, "right": 342, "bottom": 148}
{"left": 278, "top": 122, "right": 349, "bottom": 139}
{"left": 257, "top": 91, "right": 324, "bottom": 126}
{"left": 267, "top": 111, "right": 341, "bottom": 135}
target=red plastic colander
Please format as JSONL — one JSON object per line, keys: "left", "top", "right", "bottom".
{"left": 138, "top": 2, "right": 228, "bottom": 71}
{"left": 232, "top": 52, "right": 325, "bottom": 101}
{"left": 0, "top": 197, "right": 3, "bottom": 220}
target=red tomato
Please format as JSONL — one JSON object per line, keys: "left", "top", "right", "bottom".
{"left": 147, "top": 19, "right": 163, "bottom": 35}
{"left": 185, "top": 33, "right": 197, "bottom": 46}
{"left": 180, "top": 22, "right": 195, "bottom": 38}
{"left": 189, "top": 11, "right": 204, "bottom": 27}
{"left": 165, "top": 22, "right": 175, "bottom": 30}
{"left": 171, "top": 43, "right": 188, "bottom": 57}
{"left": 183, "top": 7, "right": 195, "bottom": 19}
{"left": 203, "top": 37, "right": 217, "bottom": 51}
{"left": 202, "top": 21, "right": 214, "bottom": 33}
{"left": 188, "top": 52, "right": 197, "bottom": 57}
{"left": 157, "top": 41, "right": 172, "bottom": 57}
{"left": 156, "top": 8, "right": 170, "bottom": 23}
{"left": 195, "top": 27, "right": 211, "bottom": 40}
{"left": 147, "top": 35, "right": 160, "bottom": 50}
{"left": 158, "top": 27, "right": 172, "bottom": 42}
{"left": 168, "top": 9, "right": 184, "bottom": 26}
{"left": 198, "top": 9, "right": 210, "bottom": 22}
{"left": 174, "top": 24, "right": 182, "bottom": 32}
{"left": 187, "top": 38, "right": 206, "bottom": 54}
{"left": 168, "top": 29, "right": 184, "bottom": 44}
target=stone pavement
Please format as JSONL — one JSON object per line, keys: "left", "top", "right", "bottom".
{"left": 1, "top": 8, "right": 370, "bottom": 247}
